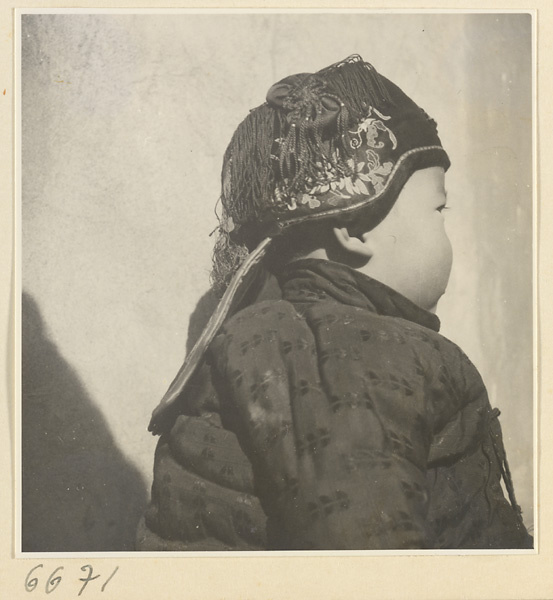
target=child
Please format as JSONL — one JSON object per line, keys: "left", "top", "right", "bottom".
{"left": 137, "top": 55, "right": 532, "bottom": 550}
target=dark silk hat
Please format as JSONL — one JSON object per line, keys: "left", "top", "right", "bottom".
{"left": 220, "top": 54, "right": 450, "bottom": 249}
{"left": 149, "top": 54, "right": 450, "bottom": 433}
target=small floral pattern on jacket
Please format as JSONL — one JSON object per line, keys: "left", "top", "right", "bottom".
{"left": 138, "top": 260, "right": 532, "bottom": 551}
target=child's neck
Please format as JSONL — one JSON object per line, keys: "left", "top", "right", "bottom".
{"left": 289, "top": 247, "right": 329, "bottom": 262}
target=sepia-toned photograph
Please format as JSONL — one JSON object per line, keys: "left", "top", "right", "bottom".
{"left": 17, "top": 9, "right": 535, "bottom": 555}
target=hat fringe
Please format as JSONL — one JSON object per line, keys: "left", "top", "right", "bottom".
{"left": 222, "top": 104, "right": 279, "bottom": 224}
{"left": 221, "top": 56, "right": 394, "bottom": 241}
{"left": 317, "top": 55, "right": 393, "bottom": 120}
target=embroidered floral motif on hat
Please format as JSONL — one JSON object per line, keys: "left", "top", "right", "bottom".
{"left": 352, "top": 107, "right": 398, "bottom": 150}
{"left": 284, "top": 106, "right": 398, "bottom": 212}
{"left": 213, "top": 53, "right": 450, "bottom": 296}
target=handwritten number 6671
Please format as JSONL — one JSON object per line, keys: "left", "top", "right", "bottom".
{"left": 25, "top": 564, "right": 119, "bottom": 595}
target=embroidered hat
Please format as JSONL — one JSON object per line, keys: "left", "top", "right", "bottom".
{"left": 149, "top": 54, "right": 450, "bottom": 433}
{"left": 220, "top": 54, "right": 450, "bottom": 250}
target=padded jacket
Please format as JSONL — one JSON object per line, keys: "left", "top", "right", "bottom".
{"left": 137, "top": 259, "right": 532, "bottom": 550}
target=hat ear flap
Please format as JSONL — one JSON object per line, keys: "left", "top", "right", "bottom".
{"left": 149, "top": 236, "right": 273, "bottom": 434}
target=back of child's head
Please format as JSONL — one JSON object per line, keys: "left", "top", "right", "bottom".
{"left": 151, "top": 55, "right": 451, "bottom": 431}
{"left": 211, "top": 54, "right": 450, "bottom": 296}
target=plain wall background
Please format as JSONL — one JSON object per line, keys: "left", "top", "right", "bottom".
{"left": 20, "top": 11, "right": 533, "bottom": 551}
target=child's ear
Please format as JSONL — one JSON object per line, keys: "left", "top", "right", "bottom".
{"left": 332, "top": 226, "right": 375, "bottom": 259}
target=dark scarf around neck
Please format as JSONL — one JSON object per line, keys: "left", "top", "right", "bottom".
{"left": 276, "top": 258, "right": 441, "bottom": 332}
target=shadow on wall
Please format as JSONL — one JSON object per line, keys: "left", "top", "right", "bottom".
{"left": 21, "top": 291, "right": 148, "bottom": 552}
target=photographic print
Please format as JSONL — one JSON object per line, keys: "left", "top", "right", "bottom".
{"left": 16, "top": 8, "right": 535, "bottom": 559}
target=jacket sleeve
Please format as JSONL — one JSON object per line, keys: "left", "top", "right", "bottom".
{"left": 137, "top": 362, "right": 267, "bottom": 551}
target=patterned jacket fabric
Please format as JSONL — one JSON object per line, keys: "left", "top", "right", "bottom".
{"left": 137, "top": 259, "right": 532, "bottom": 550}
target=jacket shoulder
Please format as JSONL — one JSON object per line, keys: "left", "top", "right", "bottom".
{"left": 210, "top": 299, "right": 309, "bottom": 358}
{"left": 224, "top": 299, "right": 304, "bottom": 331}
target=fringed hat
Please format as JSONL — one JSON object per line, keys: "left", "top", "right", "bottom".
{"left": 149, "top": 54, "right": 450, "bottom": 433}
{"left": 219, "top": 54, "right": 449, "bottom": 252}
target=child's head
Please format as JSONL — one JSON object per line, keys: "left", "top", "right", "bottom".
{"left": 152, "top": 56, "right": 453, "bottom": 430}
{"left": 212, "top": 55, "right": 451, "bottom": 309}
{"left": 295, "top": 166, "right": 452, "bottom": 311}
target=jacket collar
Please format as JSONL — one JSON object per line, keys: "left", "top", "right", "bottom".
{"left": 277, "top": 258, "right": 441, "bottom": 332}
